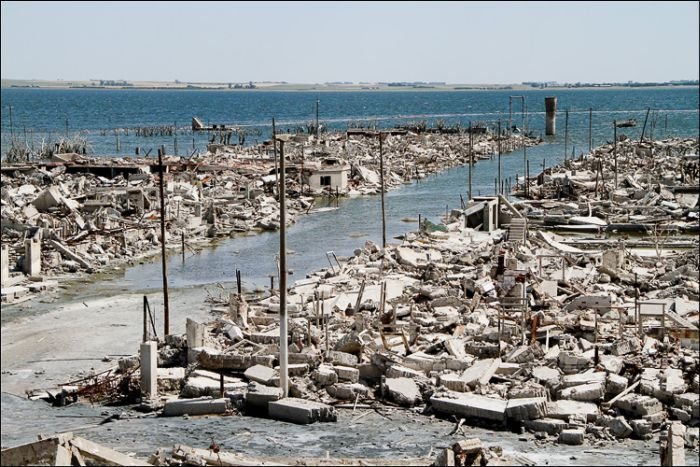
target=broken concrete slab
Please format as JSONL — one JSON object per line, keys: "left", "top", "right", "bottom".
{"left": 460, "top": 358, "right": 501, "bottom": 388}
{"left": 244, "top": 364, "right": 277, "bottom": 385}
{"left": 162, "top": 397, "right": 229, "bottom": 417}
{"left": 505, "top": 397, "right": 548, "bottom": 421}
{"left": 267, "top": 398, "right": 337, "bottom": 424}
{"left": 431, "top": 393, "right": 508, "bottom": 422}
{"left": 546, "top": 400, "right": 599, "bottom": 422}
{"left": 383, "top": 377, "right": 422, "bottom": 407}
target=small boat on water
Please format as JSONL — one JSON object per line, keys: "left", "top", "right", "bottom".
{"left": 615, "top": 119, "right": 637, "bottom": 128}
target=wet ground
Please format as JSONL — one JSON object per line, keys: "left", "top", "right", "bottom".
{"left": 2, "top": 393, "right": 697, "bottom": 465}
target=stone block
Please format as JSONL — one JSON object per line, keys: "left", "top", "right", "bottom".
{"left": 546, "top": 400, "right": 598, "bottom": 422}
{"left": 559, "top": 429, "right": 585, "bottom": 445}
{"left": 244, "top": 364, "right": 276, "bottom": 385}
{"left": 505, "top": 397, "right": 547, "bottom": 421}
{"left": 609, "top": 416, "right": 633, "bottom": 438}
{"left": 383, "top": 377, "right": 422, "bottom": 407}
{"left": 559, "top": 382, "right": 605, "bottom": 402}
{"left": 268, "top": 398, "right": 337, "bottom": 424}
{"left": 614, "top": 393, "right": 663, "bottom": 418}
{"left": 312, "top": 365, "right": 338, "bottom": 387}
{"left": 460, "top": 358, "right": 501, "bottom": 387}
{"left": 245, "top": 382, "right": 281, "bottom": 409}
{"left": 524, "top": 418, "right": 567, "bottom": 435}
{"left": 430, "top": 393, "right": 508, "bottom": 422}
{"left": 334, "top": 365, "right": 360, "bottom": 383}
{"left": 162, "top": 397, "right": 229, "bottom": 416}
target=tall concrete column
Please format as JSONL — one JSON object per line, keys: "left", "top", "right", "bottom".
{"left": 661, "top": 421, "right": 686, "bottom": 466}
{"left": 186, "top": 318, "right": 205, "bottom": 364}
{"left": 545, "top": 97, "right": 557, "bottom": 136}
{"left": 1, "top": 244, "right": 9, "bottom": 283}
{"left": 140, "top": 341, "right": 158, "bottom": 400}
{"left": 24, "top": 238, "right": 41, "bottom": 276}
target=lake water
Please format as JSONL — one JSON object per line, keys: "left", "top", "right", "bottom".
{"left": 1, "top": 87, "right": 698, "bottom": 289}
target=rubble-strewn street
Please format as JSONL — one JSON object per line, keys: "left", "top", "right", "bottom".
{"left": 16, "top": 136, "right": 697, "bottom": 465}
{"left": 1, "top": 130, "right": 536, "bottom": 304}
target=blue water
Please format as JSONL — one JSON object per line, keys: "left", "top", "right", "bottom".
{"left": 1, "top": 87, "right": 698, "bottom": 290}
{"left": 2, "top": 87, "right": 698, "bottom": 157}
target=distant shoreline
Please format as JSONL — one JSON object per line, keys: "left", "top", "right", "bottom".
{"left": 2, "top": 79, "right": 698, "bottom": 92}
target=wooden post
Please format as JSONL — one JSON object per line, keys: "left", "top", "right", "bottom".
{"left": 613, "top": 121, "right": 618, "bottom": 188}
{"left": 661, "top": 303, "right": 666, "bottom": 341}
{"left": 588, "top": 108, "right": 593, "bottom": 152}
{"left": 639, "top": 107, "right": 651, "bottom": 144}
{"left": 379, "top": 134, "right": 387, "bottom": 249}
{"left": 526, "top": 159, "right": 530, "bottom": 198}
{"left": 158, "top": 150, "right": 170, "bottom": 336}
{"left": 143, "top": 295, "right": 148, "bottom": 343}
{"left": 181, "top": 232, "right": 185, "bottom": 261}
{"left": 236, "top": 269, "right": 242, "bottom": 295}
{"left": 278, "top": 137, "right": 288, "bottom": 398}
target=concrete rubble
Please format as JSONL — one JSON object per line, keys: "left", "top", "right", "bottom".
{"left": 22, "top": 136, "right": 699, "bottom": 457}
{"left": 1, "top": 129, "right": 536, "bottom": 304}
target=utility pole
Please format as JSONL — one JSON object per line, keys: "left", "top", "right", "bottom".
{"left": 379, "top": 133, "right": 387, "bottom": 249}
{"left": 468, "top": 122, "right": 473, "bottom": 201}
{"left": 613, "top": 121, "right": 618, "bottom": 189}
{"left": 158, "top": 150, "right": 170, "bottom": 336}
{"left": 277, "top": 134, "right": 290, "bottom": 398}
{"left": 8, "top": 105, "right": 15, "bottom": 144}
{"left": 588, "top": 108, "right": 593, "bottom": 153}
{"left": 497, "top": 120, "right": 502, "bottom": 195}
{"left": 564, "top": 109, "right": 569, "bottom": 162}
{"left": 315, "top": 98, "right": 320, "bottom": 138}
{"left": 272, "top": 118, "right": 278, "bottom": 193}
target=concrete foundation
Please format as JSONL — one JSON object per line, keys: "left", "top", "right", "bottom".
{"left": 1, "top": 244, "right": 9, "bottom": 283}
{"left": 661, "top": 421, "right": 686, "bottom": 466}
{"left": 140, "top": 341, "right": 158, "bottom": 399}
{"left": 186, "top": 318, "right": 205, "bottom": 364}
{"left": 268, "top": 398, "right": 337, "bottom": 424}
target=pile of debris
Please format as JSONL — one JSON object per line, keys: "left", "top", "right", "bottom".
{"left": 19, "top": 137, "right": 700, "bottom": 462}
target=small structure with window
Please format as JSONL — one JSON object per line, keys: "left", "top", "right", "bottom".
{"left": 307, "top": 158, "right": 351, "bottom": 193}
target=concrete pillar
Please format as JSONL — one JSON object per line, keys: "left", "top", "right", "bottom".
{"left": 23, "top": 238, "right": 41, "bottom": 276}
{"left": 186, "top": 318, "right": 205, "bottom": 364}
{"left": 661, "top": 421, "right": 686, "bottom": 466}
{"left": 139, "top": 341, "right": 158, "bottom": 400}
{"left": 1, "top": 244, "right": 9, "bottom": 283}
{"left": 545, "top": 97, "right": 557, "bottom": 136}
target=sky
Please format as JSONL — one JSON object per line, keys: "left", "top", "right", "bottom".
{"left": 1, "top": 1, "right": 698, "bottom": 84}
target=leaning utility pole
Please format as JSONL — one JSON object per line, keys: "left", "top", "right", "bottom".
{"left": 497, "top": 120, "right": 502, "bottom": 195}
{"left": 379, "top": 133, "right": 387, "bottom": 249}
{"left": 564, "top": 109, "right": 569, "bottom": 162}
{"left": 315, "top": 98, "right": 320, "bottom": 138}
{"left": 158, "top": 150, "right": 170, "bottom": 336}
{"left": 468, "top": 122, "right": 473, "bottom": 201}
{"left": 272, "top": 118, "right": 278, "bottom": 192}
